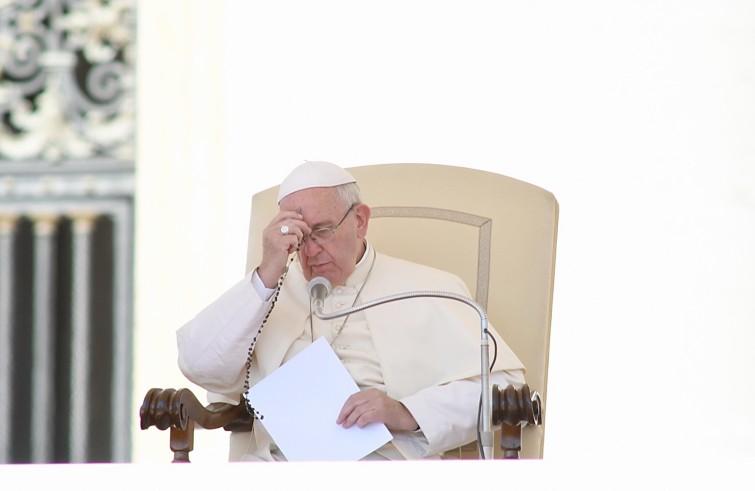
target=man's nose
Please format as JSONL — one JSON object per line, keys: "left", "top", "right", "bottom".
{"left": 302, "top": 236, "right": 322, "bottom": 256}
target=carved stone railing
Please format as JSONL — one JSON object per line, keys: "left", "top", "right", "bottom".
{"left": 0, "top": 0, "right": 136, "bottom": 464}
{"left": 0, "top": 197, "right": 134, "bottom": 463}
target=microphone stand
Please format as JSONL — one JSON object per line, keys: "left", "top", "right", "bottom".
{"left": 313, "top": 290, "right": 495, "bottom": 460}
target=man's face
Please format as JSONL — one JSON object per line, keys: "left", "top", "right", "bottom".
{"left": 280, "top": 187, "right": 369, "bottom": 286}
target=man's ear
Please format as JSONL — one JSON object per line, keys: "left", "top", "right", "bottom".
{"left": 354, "top": 203, "right": 371, "bottom": 238}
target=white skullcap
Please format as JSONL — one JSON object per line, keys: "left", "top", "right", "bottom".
{"left": 277, "top": 161, "right": 357, "bottom": 203}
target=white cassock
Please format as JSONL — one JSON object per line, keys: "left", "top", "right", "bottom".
{"left": 177, "top": 241, "right": 525, "bottom": 460}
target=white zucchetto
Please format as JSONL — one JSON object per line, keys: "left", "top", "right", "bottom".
{"left": 277, "top": 161, "right": 357, "bottom": 203}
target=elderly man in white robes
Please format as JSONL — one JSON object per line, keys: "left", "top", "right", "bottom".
{"left": 176, "top": 161, "right": 525, "bottom": 460}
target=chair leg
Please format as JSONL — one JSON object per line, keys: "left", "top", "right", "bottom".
{"left": 500, "top": 423, "right": 522, "bottom": 459}
{"left": 170, "top": 420, "right": 194, "bottom": 463}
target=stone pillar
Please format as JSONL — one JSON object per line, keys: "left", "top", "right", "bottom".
{"left": 30, "top": 215, "right": 59, "bottom": 463}
{"left": 0, "top": 215, "right": 18, "bottom": 463}
{"left": 68, "top": 214, "right": 97, "bottom": 463}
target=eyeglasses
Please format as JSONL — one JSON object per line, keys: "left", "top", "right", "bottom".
{"left": 301, "top": 203, "right": 356, "bottom": 246}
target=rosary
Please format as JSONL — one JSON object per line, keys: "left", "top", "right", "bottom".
{"left": 241, "top": 254, "right": 296, "bottom": 421}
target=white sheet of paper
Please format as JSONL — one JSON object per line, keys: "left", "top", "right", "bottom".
{"left": 245, "top": 336, "right": 392, "bottom": 461}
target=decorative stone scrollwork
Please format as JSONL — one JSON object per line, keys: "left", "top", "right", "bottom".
{"left": 0, "top": 0, "right": 135, "bottom": 162}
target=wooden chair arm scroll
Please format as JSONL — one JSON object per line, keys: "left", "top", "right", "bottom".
{"left": 140, "top": 384, "right": 542, "bottom": 462}
{"left": 139, "top": 388, "right": 252, "bottom": 463}
{"left": 491, "top": 384, "right": 543, "bottom": 459}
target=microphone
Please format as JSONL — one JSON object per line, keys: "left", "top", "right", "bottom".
{"left": 307, "top": 276, "right": 332, "bottom": 313}
{"left": 312, "top": 288, "right": 496, "bottom": 459}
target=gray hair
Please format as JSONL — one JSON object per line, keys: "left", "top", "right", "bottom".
{"left": 333, "top": 182, "right": 364, "bottom": 207}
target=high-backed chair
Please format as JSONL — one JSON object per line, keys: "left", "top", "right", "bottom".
{"left": 141, "top": 163, "right": 558, "bottom": 461}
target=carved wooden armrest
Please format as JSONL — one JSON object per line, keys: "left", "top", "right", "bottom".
{"left": 492, "top": 383, "right": 542, "bottom": 459}
{"left": 140, "top": 385, "right": 541, "bottom": 462}
{"left": 139, "top": 388, "right": 252, "bottom": 463}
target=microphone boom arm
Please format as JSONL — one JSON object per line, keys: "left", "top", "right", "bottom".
{"left": 313, "top": 290, "right": 495, "bottom": 459}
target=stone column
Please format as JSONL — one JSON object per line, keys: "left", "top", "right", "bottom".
{"left": 0, "top": 215, "right": 18, "bottom": 463}
{"left": 68, "top": 214, "right": 97, "bottom": 463}
{"left": 30, "top": 215, "right": 59, "bottom": 463}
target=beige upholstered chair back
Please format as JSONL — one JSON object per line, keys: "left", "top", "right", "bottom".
{"left": 245, "top": 163, "right": 558, "bottom": 459}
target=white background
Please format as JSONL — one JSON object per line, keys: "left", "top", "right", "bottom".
{"left": 132, "top": 0, "right": 755, "bottom": 473}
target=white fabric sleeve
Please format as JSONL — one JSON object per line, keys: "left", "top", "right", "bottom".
{"left": 176, "top": 272, "right": 273, "bottom": 394}
{"left": 399, "top": 368, "right": 525, "bottom": 457}
{"left": 251, "top": 268, "right": 277, "bottom": 301}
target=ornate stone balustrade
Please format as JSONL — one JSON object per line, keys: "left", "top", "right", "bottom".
{"left": 1, "top": 0, "right": 136, "bottom": 463}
